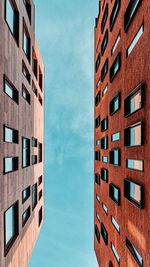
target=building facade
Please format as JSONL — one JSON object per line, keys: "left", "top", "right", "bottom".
{"left": 94, "top": 0, "right": 150, "bottom": 266}
{"left": 0, "top": 0, "right": 44, "bottom": 266}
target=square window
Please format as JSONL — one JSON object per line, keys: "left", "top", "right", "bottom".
{"left": 111, "top": 132, "right": 120, "bottom": 142}
{"left": 4, "top": 125, "right": 18, "bottom": 143}
{"left": 124, "top": 179, "right": 144, "bottom": 208}
{"left": 4, "top": 157, "right": 18, "bottom": 174}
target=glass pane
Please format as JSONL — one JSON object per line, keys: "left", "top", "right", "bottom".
{"left": 5, "top": 81, "right": 13, "bottom": 98}
{"left": 114, "top": 187, "right": 119, "bottom": 201}
{"left": 5, "top": 158, "right": 13, "bottom": 172}
{"left": 112, "top": 216, "right": 120, "bottom": 232}
{"left": 130, "top": 182, "right": 141, "bottom": 203}
{"left": 6, "top": 0, "right": 14, "bottom": 34}
{"left": 130, "top": 90, "right": 141, "bottom": 113}
{"left": 114, "top": 97, "right": 119, "bottom": 111}
{"left": 130, "top": 124, "right": 141, "bottom": 146}
{"left": 5, "top": 127, "right": 13, "bottom": 142}
{"left": 114, "top": 150, "right": 119, "bottom": 165}
{"left": 127, "top": 159, "right": 143, "bottom": 171}
{"left": 112, "top": 132, "right": 120, "bottom": 141}
{"left": 5, "top": 206, "right": 14, "bottom": 244}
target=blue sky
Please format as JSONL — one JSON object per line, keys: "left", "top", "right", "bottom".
{"left": 29, "top": 0, "right": 98, "bottom": 266}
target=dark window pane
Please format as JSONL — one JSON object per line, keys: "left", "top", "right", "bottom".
{"left": 5, "top": 0, "right": 19, "bottom": 43}
{"left": 22, "top": 186, "right": 30, "bottom": 203}
{"left": 95, "top": 91, "right": 100, "bottom": 106}
{"left": 95, "top": 151, "right": 100, "bottom": 161}
{"left": 23, "top": 21, "right": 31, "bottom": 62}
{"left": 101, "top": 223, "right": 108, "bottom": 245}
{"left": 101, "top": 168, "right": 108, "bottom": 183}
{"left": 95, "top": 115, "right": 100, "bottom": 128}
{"left": 95, "top": 173, "right": 100, "bottom": 185}
{"left": 39, "top": 206, "right": 43, "bottom": 226}
{"left": 22, "top": 137, "right": 30, "bottom": 168}
{"left": 95, "top": 224, "right": 100, "bottom": 243}
{"left": 22, "top": 85, "right": 30, "bottom": 104}
{"left": 22, "top": 206, "right": 30, "bottom": 226}
{"left": 101, "top": 58, "right": 108, "bottom": 82}
{"left": 101, "top": 117, "right": 108, "bottom": 132}
{"left": 95, "top": 53, "right": 101, "bottom": 72}
{"left": 110, "top": 52, "right": 121, "bottom": 83}
{"left": 22, "top": 61, "right": 31, "bottom": 84}
{"left": 38, "top": 143, "right": 42, "bottom": 163}
{"left": 110, "top": 0, "right": 121, "bottom": 31}
{"left": 124, "top": 0, "right": 141, "bottom": 32}
{"left": 109, "top": 183, "right": 120, "bottom": 205}
{"left": 110, "top": 149, "right": 120, "bottom": 166}
{"left": 101, "top": 3, "right": 108, "bottom": 33}
{"left": 101, "top": 29, "right": 108, "bottom": 56}
{"left": 101, "top": 136, "right": 108, "bottom": 150}
{"left": 32, "top": 183, "right": 37, "bottom": 210}
{"left": 126, "top": 238, "right": 143, "bottom": 267}
{"left": 32, "top": 155, "right": 37, "bottom": 165}
{"left": 110, "top": 93, "right": 120, "bottom": 115}
{"left": 23, "top": 0, "right": 31, "bottom": 22}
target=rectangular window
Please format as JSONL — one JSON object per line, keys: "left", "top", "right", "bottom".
{"left": 38, "top": 143, "right": 42, "bottom": 163}
{"left": 124, "top": 83, "right": 144, "bottom": 117}
{"left": 95, "top": 53, "right": 101, "bottom": 72}
{"left": 32, "top": 49, "right": 38, "bottom": 78}
{"left": 110, "top": 0, "right": 120, "bottom": 31}
{"left": 23, "top": 0, "right": 31, "bottom": 23}
{"left": 95, "top": 91, "right": 100, "bottom": 106}
{"left": 4, "top": 126, "right": 18, "bottom": 143}
{"left": 95, "top": 224, "right": 100, "bottom": 243}
{"left": 32, "top": 137, "right": 37, "bottom": 147}
{"left": 110, "top": 149, "right": 120, "bottom": 166}
{"left": 23, "top": 20, "right": 31, "bottom": 62}
{"left": 96, "top": 212, "right": 100, "bottom": 222}
{"left": 112, "top": 32, "right": 121, "bottom": 55}
{"left": 22, "top": 85, "right": 30, "bottom": 104}
{"left": 22, "top": 61, "right": 31, "bottom": 84}
{"left": 39, "top": 189, "right": 43, "bottom": 200}
{"left": 95, "top": 151, "right": 100, "bottom": 161}
{"left": 39, "top": 206, "right": 43, "bottom": 226}
{"left": 126, "top": 159, "right": 143, "bottom": 171}
{"left": 22, "top": 137, "right": 30, "bottom": 168}
{"left": 96, "top": 194, "right": 100, "bottom": 203}
{"left": 32, "top": 183, "right": 37, "bottom": 210}
{"left": 38, "top": 94, "right": 43, "bottom": 106}
{"left": 101, "top": 168, "right": 108, "bottom": 183}
{"left": 110, "top": 92, "right": 120, "bottom": 115}
{"left": 109, "top": 183, "right": 120, "bottom": 205}
{"left": 111, "top": 243, "right": 120, "bottom": 264}
{"left": 101, "top": 136, "right": 108, "bottom": 150}
{"left": 95, "top": 173, "right": 100, "bottom": 185}
{"left": 124, "top": 0, "right": 141, "bottom": 32}
{"left": 4, "top": 157, "right": 18, "bottom": 174}
{"left": 32, "top": 82, "right": 38, "bottom": 96}
{"left": 102, "top": 203, "right": 108, "bottom": 214}
{"left": 101, "top": 29, "right": 108, "bottom": 56}
{"left": 111, "top": 132, "right": 120, "bottom": 142}
{"left": 109, "top": 261, "right": 114, "bottom": 267}
{"left": 124, "top": 121, "right": 143, "bottom": 147}
{"left": 110, "top": 52, "right": 121, "bottom": 83}
{"left": 22, "top": 206, "right": 30, "bottom": 227}
{"left": 4, "top": 77, "right": 18, "bottom": 103}
{"left": 38, "top": 176, "right": 43, "bottom": 186}
{"left": 96, "top": 78, "right": 101, "bottom": 88}
{"left": 101, "top": 58, "right": 108, "bottom": 82}
{"left": 32, "top": 155, "right": 37, "bottom": 165}
{"left": 95, "top": 115, "right": 100, "bottom": 128}
{"left": 102, "top": 156, "right": 108, "bottom": 163}
{"left": 22, "top": 186, "right": 30, "bottom": 203}
{"left": 102, "top": 84, "right": 108, "bottom": 97}
{"left": 5, "top": 0, "right": 19, "bottom": 44}
{"left": 101, "top": 3, "right": 108, "bottom": 33}
{"left": 111, "top": 216, "right": 120, "bottom": 233}
{"left": 126, "top": 238, "right": 143, "bottom": 267}
{"left": 101, "top": 116, "right": 108, "bottom": 132}
{"left": 39, "top": 67, "right": 43, "bottom": 91}
{"left": 127, "top": 24, "right": 144, "bottom": 57}
{"left": 4, "top": 201, "right": 19, "bottom": 256}
{"left": 101, "top": 223, "right": 108, "bottom": 245}
{"left": 96, "top": 139, "right": 101, "bottom": 146}
{"left": 124, "top": 179, "right": 144, "bottom": 209}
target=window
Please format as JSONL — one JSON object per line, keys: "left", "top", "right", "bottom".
{"left": 101, "top": 117, "right": 108, "bottom": 132}
{"left": 32, "top": 137, "right": 37, "bottom": 147}
{"left": 4, "top": 126, "right": 18, "bottom": 143}
{"left": 126, "top": 238, "right": 143, "bottom": 267}
{"left": 39, "top": 206, "right": 43, "bottom": 226}
{"left": 101, "top": 3, "right": 108, "bottom": 33}
{"left": 95, "top": 151, "right": 100, "bottom": 161}
{"left": 32, "top": 183, "right": 37, "bottom": 210}
{"left": 39, "top": 189, "right": 43, "bottom": 200}
{"left": 112, "top": 33, "right": 121, "bottom": 55}
{"left": 124, "top": 121, "right": 143, "bottom": 147}
{"left": 95, "top": 224, "right": 100, "bottom": 243}
{"left": 95, "top": 173, "right": 100, "bottom": 185}
{"left": 4, "top": 201, "right": 19, "bottom": 256}
{"left": 32, "top": 82, "right": 38, "bottom": 96}
{"left": 96, "top": 194, "right": 100, "bottom": 203}
{"left": 124, "top": 179, "right": 144, "bottom": 209}
{"left": 23, "top": 0, "right": 31, "bottom": 22}
{"left": 101, "top": 136, "right": 108, "bottom": 150}
{"left": 32, "top": 49, "right": 38, "bottom": 78}
{"left": 127, "top": 24, "right": 144, "bottom": 57}
{"left": 22, "top": 85, "right": 30, "bottom": 104}
{"left": 101, "top": 168, "right": 108, "bottom": 183}
{"left": 111, "top": 216, "right": 120, "bottom": 233}
{"left": 111, "top": 243, "right": 120, "bottom": 264}
{"left": 102, "top": 156, "right": 108, "bottom": 163}
{"left": 110, "top": 0, "right": 121, "bottom": 31}
{"left": 5, "top": 0, "right": 19, "bottom": 44}
{"left": 95, "top": 115, "right": 100, "bottom": 128}
{"left": 110, "top": 149, "right": 120, "bottom": 166}
{"left": 22, "top": 186, "right": 30, "bottom": 203}
{"left": 110, "top": 52, "right": 121, "bottom": 83}
{"left": 4, "top": 157, "right": 18, "bottom": 174}
{"left": 22, "top": 137, "right": 30, "bottom": 168}
{"left": 109, "top": 183, "right": 120, "bottom": 205}
{"left": 102, "top": 203, "right": 108, "bottom": 214}
{"left": 101, "top": 58, "right": 108, "bottom": 82}
{"left": 22, "top": 206, "right": 30, "bottom": 226}
{"left": 32, "top": 155, "right": 37, "bottom": 165}
{"left": 110, "top": 93, "right": 120, "bottom": 115}
{"left": 38, "top": 93, "right": 43, "bottom": 106}
{"left": 96, "top": 212, "right": 100, "bottom": 222}
{"left": 96, "top": 78, "right": 101, "bottom": 88}
{"left": 38, "top": 176, "right": 43, "bottom": 186}
{"left": 126, "top": 159, "right": 143, "bottom": 171}
{"left": 22, "top": 61, "right": 31, "bottom": 84}
{"left": 95, "top": 91, "right": 100, "bottom": 106}
{"left": 96, "top": 139, "right": 101, "bottom": 146}
{"left": 124, "top": 83, "right": 144, "bottom": 117}
{"left": 109, "top": 261, "right": 114, "bottom": 267}
{"left": 95, "top": 53, "right": 101, "bottom": 72}
{"left": 4, "top": 77, "right": 18, "bottom": 103}
{"left": 111, "top": 132, "right": 120, "bottom": 142}
{"left": 101, "top": 29, "right": 108, "bottom": 56}
{"left": 101, "top": 223, "right": 108, "bottom": 245}
{"left": 38, "top": 143, "right": 42, "bottom": 162}
{"left": 23, "top": 21, "right": 31, "bottom": 62}
{"left": 102, "top": 84, "right": 108, "bottom": 97}
{"left": 124, "top": 0, "right": 141, "bottom": 33}
{"left": 39, "top": 67, "right": 43, "bottom": 91}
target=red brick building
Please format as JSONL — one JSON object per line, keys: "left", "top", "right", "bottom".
{"left": 0, "top": 0, "right": 44, "bottom": 266}
{"left": 94, "top": 0, "right": 150, "bottom": 266}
